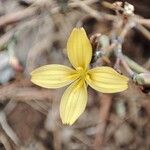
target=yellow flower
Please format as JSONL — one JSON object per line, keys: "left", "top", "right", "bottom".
{"left": 31, "top": 28, "right": 129, "bottom": 125}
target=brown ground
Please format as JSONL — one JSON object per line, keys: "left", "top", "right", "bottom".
{"left": 0, "top": 0, "right": 150, "bottom": 150}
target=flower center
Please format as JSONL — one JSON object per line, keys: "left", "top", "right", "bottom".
{"left": 76, "top": 67, "right": 87, "bottom": 80}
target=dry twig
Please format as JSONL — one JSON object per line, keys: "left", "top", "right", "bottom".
{"left": 0, "top": 6, "right": 38, "bottom": 28}
{"left": 94, "top": 94, "right": 112, "bottom": 150}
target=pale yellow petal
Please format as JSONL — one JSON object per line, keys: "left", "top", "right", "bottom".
{"left": 31, "top": 64, "right": 79, "bottom": 89}
{"left": 60, "top": 79, "right": 87, "bottom": 125}
{"left": 86, "top": 67, "right": 129, "bottom": 93}
{"left": 67, "top": 27, "right": 92, "bottom": 69}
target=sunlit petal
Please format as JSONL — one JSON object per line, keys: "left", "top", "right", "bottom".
{"left": 31, "top": 64, "right": 79, "bottom": 88}
{"left": 67, "top": 28, "right": 92, "bottom": 69}
{"left": 60, "top": 79, "right": 87, "bottom": 125}
{"left": 86, "top": 67, "right": 129, "bottom": 93}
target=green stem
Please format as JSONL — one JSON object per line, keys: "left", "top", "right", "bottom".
{"left": 123, "top": 55, "right": 149, "bottom": 73}
{"left": 133, "top": 73, "right": 150, "bottom": 86}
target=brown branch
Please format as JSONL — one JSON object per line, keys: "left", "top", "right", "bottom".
{"left": 0, "top": 0, "right": 116, "bottom": 29}
{"left": 0, "top": 80, "right": 54, "bottom": 102}
{"left": 94, "top": 94, "right": 112, "bottom": 150}
{"left": 135, "top": 17, "right": 150, "bottom": 29}
{"left": 70, "top": 0, "right": 115, "bottom": 21}
{"left": 0, "top": 30, "right": 14, "bottom": 51}
{"left": 0, "top": 6, "right": 38, "bottom": 28}
{"left": 135, "top": 24, "right": 150, "bottom": 40}
{"left": 102, "top": 1, "right": 150, "bottom": 29}
{"left": 0, "top": 112, "right": 20, "bottom": 145}
{"left": 137, "top": 18, "right": 150, "bottom": 25}
{"left": 0, "top": 130, "right": 12, "bottom": 150}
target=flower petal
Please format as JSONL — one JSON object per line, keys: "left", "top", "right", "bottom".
{"left": 86, "top": 67, "right": 129, "bottom": 93}
{"left": 60, "top": 79, "right": 87, "bottom": 125}
{"left": 31, "top": 64, "right": 79, "bottom": 88}
{"left": 67, "top": 27, "right": 92, "bottom": 69}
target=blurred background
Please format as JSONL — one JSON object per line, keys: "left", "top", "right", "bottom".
{"left": 0, "top": 0, "right": 150, "bottom": 150}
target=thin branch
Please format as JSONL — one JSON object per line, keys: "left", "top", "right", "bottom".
{"left": 94, "top": 94, "right": 112, "bottom": 150}
{"left": 137, "top": 18, "right": 150, "bottom": 25}
{"left": 133, "top": 73, "right": 150, "bottom": 86}
{"left": 0, "top": 30, "right": 14, "bottom": 51}
{"left": 0, "top": 81, "right": 54, "bottom": 102}
{"left": 0, "top": 112, "right": 20, "bottom": 145}
{"left": 0, "top": 6, "right": 38, "bottom": 28}
{"left": 70, "top": 0, "right": 115, "bottom": 21}
{"left": 135, "top": 24, "right": 150, "bottom": 40}
{"left": 135, "top": 17, "right": 150, "bottom": 29}
{"left": 124, "top": 55, "right": 149, "bottom": 73}
{"left": 102, "top": 1, "right": 150, "bottom": 29}
{"left": 0, "top": 131, "right": 12, "bottom": 150}
{"left": 72, "top": 0, "right": 102, "bottom": 20}
{"left": 120, "top": 56, "right": 135, "bottom": 77}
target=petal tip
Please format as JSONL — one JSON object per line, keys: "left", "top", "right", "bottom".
{"left": 30, "top": 70, "right": 34, "bottom": 76}
{"left": 80, "top": 27, "right": 85, "bottom": 31}
{"left": 60, "top": 112, "right": 76, "bottom": 126}
{"left": 61, "top": 119, "right": 75, "bottom": 126}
